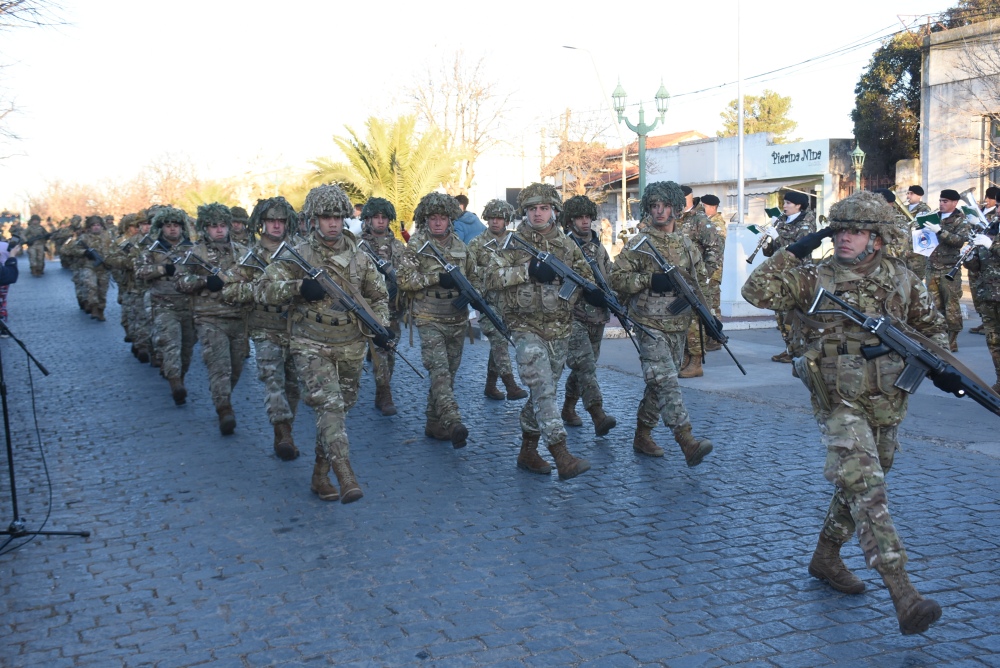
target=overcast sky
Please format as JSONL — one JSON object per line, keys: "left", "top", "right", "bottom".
{"left": 0, "top": 0, "right": 955, "bottom": 209}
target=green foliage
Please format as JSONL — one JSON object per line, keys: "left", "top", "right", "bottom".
{"left": 178, "top": 181, "right": 238, "bottom": 217}
{"left": 943, "top": 0, "right": 1000, "bottom": 27}
{"left": 850, "top": 31, "right": 922, "bottom": 177}
{"left": 309, "top": 115, "right": 459, "bottom": 237}
{"left": 717, "top": 89, "right": 799, "bottom": 143}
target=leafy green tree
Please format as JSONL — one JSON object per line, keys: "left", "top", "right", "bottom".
{"left": 309, "top": 115, "right": 458, "bottom": 236}
{"left": 717, "top": 89, "right": 799, "bottom": 143}
{"left": 943, "top": 0, "right": 1000, "bottom": 27}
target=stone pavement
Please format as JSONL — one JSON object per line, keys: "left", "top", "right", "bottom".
{"left": 1, "top": 260, "right": 998, "bottom": 668}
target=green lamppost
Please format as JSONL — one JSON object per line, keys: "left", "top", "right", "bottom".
{"left": 612, "top": 79, "right": 670, "bottom": 203}
{"left": 851, "top": 142, "right": 866, "bottom": 192}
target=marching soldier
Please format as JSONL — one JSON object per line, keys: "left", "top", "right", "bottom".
{"left": 611, "top": 181, "right": 713, "bottom": 465}
{"left": 255, "top": 184, "right": 390, "bottom": 504}
{"left": 135, "top": 206, "right": 197, "bottom": 405}
{"left": 485, "top": 183, "right": 596, "bottom": 480}
{"left": 922, "top": 189, "right": 972, "bottom": 351}
{"left": 969, "top": 186, "right": 999, "bottom": 335}
{"left": 965, "top": 193, "right": 999, "bottom": 387}
{"left": 560, "top": 195, "right": 617, "bottom": 436}
{"left": 359, "top": 197, "right": 406, "bottom": 416}
{"left": 700, "top": 194, "right": 727, "bottom": 352}
{"left": 468, "top": 199, "right": 526, "bottom": 401}
{"left": 107, "top": 213, "right": 139, "bottom": 343}
{"left": 904, "top": 186, "right": 932, "bottom": 278}
{"left": 177, "top": 203, "right": 249, "bottom": 435}
{"left": 742, "top": 191, "right": 947, "bottom": 636}
{"left": 24, "top": 214, "right": 48, "bottom": 277}
{"left": 229, "top": 206, "right": 251, "bottom": 244}
{"left": 397, "top": 192, "right": 477, "bottom": 449}
{"left": 221, "top": 197, "right": 302, "bottom": 461}
{"left": 61, "top": 215, "right": 114, "bottom": 321}
{"left": 106, "top": 211, "right": 155, "bottom": 362}
{"left": 677, "top": 195, "right": 723, "bottom": 378}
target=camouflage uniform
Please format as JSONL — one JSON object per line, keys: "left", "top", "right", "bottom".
{"left": 705, "top": 211, "right": 727, "bottom": 317}
{"left": 967, "top": 199, "right": 998, "bottom": 335}
{"left": 221, "top": 197, "right": 302, "bottom": 460}
{"left": 61, "top": 216, "right": 114, "bottom": 321}
{"left": 468, "top": 199, "right": 526, "bottom": 401}
{"left": 610, "top": 181, "right": 713, "bottom": 465}
{"left": 485, "top": 183, "right": 594, "bottom": 480}
{"left": 106, "top": 212, "right": 154, "bottom": 362}
{"left": 135, "top": 207, "right": 197, "bottom": 405}
{"left": 742, "top": 191, "right": 945, "bottom": 635}
{"left": 763, "top": 208, "right": 817, "bottom": 360}
{"left": 255, "top": 185, "right": 389, "bottom": 504}
{"left": 925, "top": 207, "right": 972, "bottom": 348}
{"left": 24, "top": 215, "right": 48, "bottom": 276}
{"left": 359, "top": 197, "right": 407, "bottom": 416}
{"left": 229, "top": 206, "right": 250, "bottom": 245}
{"left": 678, "top": 209, "right": 724, "bottom": 376}
{"left": 561, "top": 195, "right": 616, "bottom": 435}
{"left": 397, "top": 193, "right": 475, "bottom": 448}
{"left": 52, "top": 218, "right": 78, "bottom": 271}
{"left": 177, "top": 203, "right": 249, "bottom": 435}
{"left": 965, "top": 214, "right": 1000, "bottom": 390}
{"left": 905, "top": 200, "right": 932, "bottom": 277}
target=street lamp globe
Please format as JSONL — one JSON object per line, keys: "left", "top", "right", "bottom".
{"left": 654, "top": 80, "right": 670, "bottom": 120}
{"left": 851, "top": 142, "right": 866, "bottom": 191}
{"left": 612, "top": 80, "right": 627, "bottom": 120}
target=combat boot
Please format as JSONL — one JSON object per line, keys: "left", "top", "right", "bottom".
{"left": 948, "top": 331, "right": 959, "bottom": 352}
{"left": 808, "top": 533, "right": 865, "bottom": 594}
{"left": 705, "top": 339, "right": 722, "bottom": 352}
{"left": 484, "top": 371, "right": 505, "bottom": 400}
{"left": 673, "top": 424, "right": 712, "bottom": 467}
{"left": 216, "top": 401, "right": 236, "bottom": 436}
{"left": 632, "top": 421, "right": 664, "bottom": 457}
{"left": 771, "top": 350, "right": 793, "bottom": 363}
{"left": 561, "top": 396, "right": 583, "bottom": 427}
{"left": 168, "top": 377, "right": 186, "bottom": 406}
{"left": 331, "top": 458, "right": 363, "bottom": 504}
{"left": 586, "top": 402, "right": 617, "bottom": 436}
{"left": 970, "top": 323, "right": 985, "bottom": 335}
{"left": 516, "top": 433, "right": 551, "bottom": 474}
{"left": 877, "top": 564, "right": 942, "bottom": 635}
{"left": 93, "top": 307, "right": 105, "bottom": 322}
{"left": 547, "top": 439, "right": 590, "bottom": 480}
{"left": 88, "top": 304, "right": 98, "bottom": 319}
{"left": 449, "top": 422, "right": 468, "bottom": 449}
{"left": 501, "top": 373, "right": 528, "bottom": 400}
{"left": 375, "top": 383, "right": 397, "bottom": 416}
{"left": 310, "top": 448, "right": 339, "bottom": 502}
{"left": 273, "top": 421, "right": 299, "bottom": 461}
{"left": 424, "top": 420, "right": 450, "bottom": 441}
{"left": 136, "top": 347, "right": 150, "bottom": 364}
{"left": 678, "top": 355, "right": 703, "bottom": 378}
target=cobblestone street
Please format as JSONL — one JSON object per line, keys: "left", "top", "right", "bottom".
{"left": 1, "top": 262, "right": 998, "bottom": 667}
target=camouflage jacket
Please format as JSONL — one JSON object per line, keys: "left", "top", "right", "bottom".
{"left": 134, "top": 236, "right": 195, "bottom": 309}
{"left": 397, "top": 227, "right": 476, "bottom": 326}
{"left": 362, "top": 230, "right": 407, "bottom": 314}
{"left": 610, "top": 224, "right": 703, "bottom": 334}
{"left": 176, "top": 239, "right": 247, "bottom": 319}
{"left": 680, "top": 211, "right": 724, "bottom": 283}
{"left": 883, "top": 213, "right": 913, "bottom": 260}
{"left": 908, "top": 200, "right": 932, "bottom": 217}
{"left": 61, "top": 230, "right": 113, "bottom": 274}
{"left": 567, "top": 229, "right": 611, "bottom": 325}
{"left": 927, "top": 209, "right": 972, "bottom": 272}
{"left": 742, "top": 249, "right": 946, "bottom": 423}
{"left": 467, "top": 228, "right": 509, "bottom": 306}
{"left": 220, "top": 236, "right": 290, "bottom": 338}
{"left": 964, "top": 241, "right": 1000, "bottom": 302}
{"left": 485, "top": 221, "right": 594, "bottom": 340}
{"left": 762, "top": 210, "right": 816, "bottom": 257}
{"left": 254, "top": 231, "right": 388, "bottom": 347}
{"left": 25, "top": 222, "right": 47, "bottom": 246}
{"left": 104, "top": 232, "right": 151, "bottom": 291}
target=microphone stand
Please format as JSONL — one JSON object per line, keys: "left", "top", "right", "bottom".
{"left": 0, "top": 320, "right": 89, "bottom": 540}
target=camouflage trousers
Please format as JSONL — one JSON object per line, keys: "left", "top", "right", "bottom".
{"left": 195, "top": 316, "right": 249, "bottom": 408}
{"left": 121, "top": 291, "right": 146, "bottom": 345}
{"left": 906, "top": 252, "right": 928, "bottom": 280}
{"left": 774, "top": 310, "right": 792, "bottom": 345}
{"left": 368, "top": 317, "right": 400, "bottom": 388}
{"left": 564, "top": 320, "right": 605, "bottom": 409}
{"left": 140, "top": 291, "right": 155, "bottom": 358}
{"left": 815, "top": 402, "right": 906, "bottom": 570}
{"left": 72, "top": 267, "right": 87, "bottom": 306}
{"left": 151, "top": 302, "right": 196, "bottom": 381}
{"left": 253, "top": 333, "right": 300, "bottom": 425}
{"left": 980, "top": 301, "right": 1000, "bottom": 382}
{"left": 513, "top": 331, "right": 569, "bottom": 445}
{"left": 926, "top": 269, "right": 963, "bottom": 333}
{"left": 481, "top": 317, "right": 514, "bottom": 377}
{"left": 636, "top": 328, "right": 690, "bottom": 430}
{"left": 290, "top": 336, "right": 366, "bottom": 465}
{"left": 27, "top": 244, "right": 45, "bottom": 274}
{"left": 78, "top": 267, "right": 110, "bottom": 310}
{"left": 417, "top": 321, "right": 466, "bottom": 428}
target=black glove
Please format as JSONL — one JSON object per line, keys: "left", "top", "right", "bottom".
{"left": 438, "top": 272, "right": 456, "bottom": 289}
{"left": 84, "top": 249, "right": 98, "bottom": 261}
{"left": 650, "top": 273, "right": 671, "bottom": 292}
{"left": 785, "top": 227, "right": 835, "bottom": 260}
{"left": 528, "top": 258, "right": 556, "bottom": 284}
{"left": 163, "top": 263, "right": 176, "bottom": 277}
{"left": 205, "top": 275, "right": 225, "bottom": 292}
{"left": 299, "top": 278, "right": 326, "bottom": 301}
{"left": 931, "top": 364, "right": 964, "bottom": 397}
{"left": 373, "top": 329, "right": 396, "bottom": 350}
{"left": 583, "top": 287, "right": 608, "bottom": 308}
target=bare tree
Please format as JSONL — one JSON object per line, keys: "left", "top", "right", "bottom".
{"left": 951, "top": 27, "right": 1000, "bottom": 181}
{"left": 407, "top": 49, "right": 512, "bottom": 196}
{"left": 540, "top": 109, "right": 611, "bottom": 202}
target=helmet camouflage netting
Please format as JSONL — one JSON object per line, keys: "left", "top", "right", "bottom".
{"left": 561, "top": 195, "right": 599, "bottom": 231}
{"left": 150, "top": 206, "right": 189, "bottom": 235}
{"left": 481, "top": 199, "right": 515, "bottom": 222}
{"left": 85, "top": 214, "right": 106, "bottom": 229}
{"left": 516, "top": 182, "right": 562, "bottom": 215}
{"left": 413, "top": 192, "right": 462, "bottom": 228}
{"left": 248, "top": 197, "right": 298, "bottom": 238}
{"left": 303, "top": 184, "right": 353, "bottom": 220}
{"left": 827, "top": 191, "right": 897, "bottom": 238}
{"left": 118, "top": 213, "right": 137, "bottom": 234}
{"left": 196, "top": 203, "right": 233, "bottom": 232}
{"left": 640, "top": 181, "right": 685, "bottom": 219}
{"left": 230, "top": 206, "right": 249, "bottom": 222}
{"left": 360, "top": 197, "right": 396, "bottom": 222}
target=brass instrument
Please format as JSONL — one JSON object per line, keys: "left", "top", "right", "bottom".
{"left": 893, "top": 194, "right": 915, "bottom": 221}
{"left": 945, "top": 191, "right": 989, "bottom": 281}
{"left": 746, "top": 216, "right": 780, "bottom": 264}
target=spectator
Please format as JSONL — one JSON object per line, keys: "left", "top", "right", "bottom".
{"left": 453, "top": 194, "right": 486, "bottom": 243}
{"left": 0, "top": 240, "right": 20, "bottom": 336}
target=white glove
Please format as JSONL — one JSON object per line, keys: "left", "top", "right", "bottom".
{"left": 922, "top": 222, "right": 941, "bottom": 233}
{"left": 765, "top": 227, "right": 780, "bottom": 240}
{"left": 973, "top": 234, "right": 993, "bottom": 248}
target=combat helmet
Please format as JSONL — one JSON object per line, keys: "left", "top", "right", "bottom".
{"left": 640, "top": 181, "right": 685, "bottom": 220}
{"left": 303, "top": 184, "right": 353, "bottom": 221}
{"left": 827, "top": 191, "right": 897, "bottom": 264}
{"left": 118, "top": 213, "right": 138, "bottom": 235}
{"left": 150, "top": 206, "right": 189, "bottom": 236}
{"left": 84, "top": 214, "right": 106, "bottom": 230}
{"left": 196, "top": 202, "right": 233, "bottom": 233}
{"left": 481, "top": 198, "right": 515, "bottom": 223}
{"left": 230, "top": 206, "right": 249, "bottom": 223}
{"left": 360, "top": 197, "right": 396, "bottom": 222}
{"left": 69, "top": 214, "right": 83, "bottom": 231}
{"left": 516, "top": 182, "right": 562, "bottom": 216}
{"left": 28, "top": 214, "right": 41, "bottom": 224}
{"left": 248, "top": 197, "right": 298, "bottom": 239}
{"left": 561, "top": 195, "right": 599, "bottom": 232}
{"left": 413, "top": 192, "right": 461, "bottom": 229}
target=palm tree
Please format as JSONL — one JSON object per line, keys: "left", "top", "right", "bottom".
{"left": 310, "top": 115, "right": 458, "bottom": 236}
